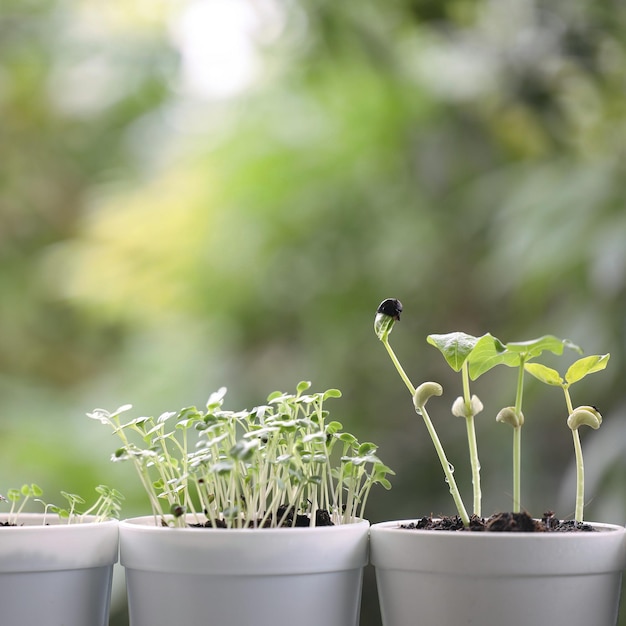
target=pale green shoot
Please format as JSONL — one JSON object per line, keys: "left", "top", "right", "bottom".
{"left": 375, "top": 301, "right": 470, "bottom": 527}
{"left": 525, "top": 353, "right": 609, "bottom": 522}
{"left": 427, "top": 332, "right": 484, "bottom": 517}
{"left": 467, "top": 334, "right": 580, "bottom": 512}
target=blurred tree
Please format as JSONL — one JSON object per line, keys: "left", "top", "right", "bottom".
{"left": 0, "top": 0, "right": 177, "bottom": 384}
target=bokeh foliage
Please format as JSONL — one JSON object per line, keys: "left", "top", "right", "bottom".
{"left": 2, "top": 0, "right": 626, "bottom": 624}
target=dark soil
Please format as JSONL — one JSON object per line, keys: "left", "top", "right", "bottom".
{"left": 400, "top": 511, "right": 598, "bottom": 532}
{"left": 188, "top": 507, "right": 335, "bottom": 529}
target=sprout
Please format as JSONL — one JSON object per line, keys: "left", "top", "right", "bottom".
{"left": 0, "top": 485, "right": 123, "bottom": 525}
{"left": 89, "top": 383, "right": 393, "bottom": 528}
{"left": 374, "top": 296, "right": 611, "bottom": 525}
{"left": 374, "top": 298, "right": 402, "bottom": 342}
{"left": 525, "top": 355, "right": 609, "bottom": 523}
{"left": 376, "top": 300, "right": 470, "bottom": 527}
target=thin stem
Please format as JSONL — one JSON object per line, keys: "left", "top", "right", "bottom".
{"left": 384, "top": 336, "right": 469, "bottom": 526}
{"left": 512, "top": 360, "right": 525, "bottom": 513}
{"left": 512, "top": 426, "right": 521, "bottom": 512}
{"left": 420, "top": 403, "right": 471, "bottom": 527}
{"left": 563, "top": 386, "right": 574, "bottom": 415}
{"left": 565, "top": 387, "right": 584, "bottom": 522}
{"left": 465, "top": 414, "right": 481, "bottom": 517}
{"left": 572, "top": 428, "right": 585, "bottom": 523}
{"left": 382, "top": 338, "right": 416, "bottom": 396}
{"left": 462, "top": 363, "right": 481, "bottom": 517}
{"left": 514, "top": 360, "right": 526, "bottom": 414}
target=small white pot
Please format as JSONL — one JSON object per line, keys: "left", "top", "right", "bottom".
{"left": 0, "top": 513, "right": 119, "bottom": 626}
{"left": 120, "top": 515, "right": 369, "bottom": 626}
{"left": 370, "top": 519, "right": 626, "bottom": 626}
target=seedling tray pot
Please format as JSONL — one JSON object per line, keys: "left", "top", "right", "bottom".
{"left": 370, "top": 519, "right": 626, "bottom": 626}
{"left": 120, "top": 515, "right": 370, "bottom": 626}
{"left": 0, "top": 513, "right": 119, "bottom": 626}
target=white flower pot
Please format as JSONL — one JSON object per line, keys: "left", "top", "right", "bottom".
{"left": 120, "top": 515, "right": 369, "bottom": 626}
{"left": 370, "top": 519, "right": 626, "bottom": 626}
{"left": 0, "top": 513, "right": 119, "bottom": 626}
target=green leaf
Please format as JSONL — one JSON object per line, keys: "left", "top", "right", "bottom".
{"left": 322, "top": 388, "right": 342, "bottom": 400}
{"left": 31, "top": 484, "right": 43, "bottom": 498}
{"left": 296, "top": 380, "right": 312, "bottom": 394}
{"left": 470, "top": 335, "right": 580, "bottom": 379}
{"left": 358, "top": 442, "right": 378, "bottom": 455}
{"left": 427, "top": 332, "right": 479, "bottom": 372}
{"left": 505, "top": 335, "right": 580, "bottom": 359}
{"left": 565, "top": 354, "right": 610, "bottom": 385}
{"left": 338, "top": 432, "right": 357, "bottom": 445}
{"left": 524, "top": 363, "right": 564, "bottom": 387}
{"left": 325, "top": 421, "right": 343, "bottom": 434}
{"left": 467, "top": 334, "right": 507, "bottom": 379}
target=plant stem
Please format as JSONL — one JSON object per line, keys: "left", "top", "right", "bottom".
{"left": 563, "top": 387, "right": 584, "bottom": 522}
{"left": 465, "top": 414, "right": 481, "bottom": 517}
{"left": 383, "top": 337, "right": 470, "bottom": 526}
{"left": 420, "top": 403, "right": 471, "bottom": 527}
{"left": 512, "top": 425, "right": 521, "bottom": 513}
{"left": 512, "top": 360, "right": 526, "bottom": 513}
{"left": 462, "top": 363, "right": 481, "bottom": 517}
{"left": 572, "top": 428, "right": 585, "bottom": 522}
{"left": 382, "top": 338, "right": 415, "bottom": 396}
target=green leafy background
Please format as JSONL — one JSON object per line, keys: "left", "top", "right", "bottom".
{"left": 2, "top": 1, "right": 626, "bottom": 623}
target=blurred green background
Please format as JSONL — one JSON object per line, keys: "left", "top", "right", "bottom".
{"left": 2, "top": 0, "right": 626, "bottom": 624}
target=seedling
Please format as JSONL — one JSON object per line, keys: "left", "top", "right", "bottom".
{"left": 525, "top": 354, "right": 609, "bottom": 521}
{"left": 88, "top": 382, "right": 393, "bottom": 528}
{"left": 0, "top": 484, "right": 123, "bottom": 525}
{"left": 375, "top": 297, "right": 608, "bottom": 526}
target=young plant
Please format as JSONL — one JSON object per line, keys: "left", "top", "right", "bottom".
{"left": 468, "top": 334, "right": 581, "bottom": 513}
{"left": 0, "top": 484, "right": 123, "bottom": 525}
{"left": 1, "top": 484, "right": 43, "bottom": 525}
{"left": 375, "top": 299, "right": 470, "bottom": 526}
{"left": 427, "top": 332, "right": 484, "bottom": 517}
{"left": 525, "top": 353, "right": 609, "bottom": 522}
{"left": 375, "top": 296, "right": 609, "bottom": 525}
{"left": 88, "top": 382, "right": 393, "bottom": 528}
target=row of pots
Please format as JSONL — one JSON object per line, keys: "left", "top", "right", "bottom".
{"left": 2, "top": 514, "right": 625, "bottom": 626}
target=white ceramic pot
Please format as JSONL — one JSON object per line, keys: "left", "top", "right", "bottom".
{"left": 120, "top": 515, "right": 369, "bottom": 626}
{"left": 0, "top": 513, "right": 119, "bottom": 626}
{"left": 370, "top": 519, "right": 626, "bottom": 626}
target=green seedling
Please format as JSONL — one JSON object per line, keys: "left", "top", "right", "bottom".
{"left": 427, "top": 332, "right": 484, "bottom": 517}
{"left": 525, "top": 353, "right": 609, "bottom": 522}
{"left": 468, "top": 334, "right": 581, "bottom": 513}
{"left": 88, "top": 382, "right": 393, "bottom": 528}
{"left": 375, "top": 300, "right": 470, "bottom": 526}
{"left": 2, "top": 484, "right": 43, "bottom": 525}
{"left": 0, "top": 484, "right": 123, "bottom": 525}
{"left": 375, "top": 297, "right": 609, "bottom": 526}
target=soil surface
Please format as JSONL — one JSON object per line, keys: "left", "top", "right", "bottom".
{"left": 188, "top": 507, "right": 335, "bottom": 529}
{"left": 400, "top": 511, "right": 597, "bottom": 532}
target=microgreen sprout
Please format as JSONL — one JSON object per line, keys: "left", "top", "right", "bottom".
{"left": 525, "top": 353, "right": 610, "bottom": 522}
{"left": 0, "top": 484, "right": 123, "bottom": 525}
{"left": 375, "top": 297, "right": 610, "bottom": 525}
{"left": 88, "top": 382, "right": 393, "bottom": 528}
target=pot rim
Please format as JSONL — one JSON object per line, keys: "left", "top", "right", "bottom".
{"left": 370, "top": 518, "right": 625, "bottom": 535}
{"left": 120, "top": 514, "right": 369, "bottom": 533}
